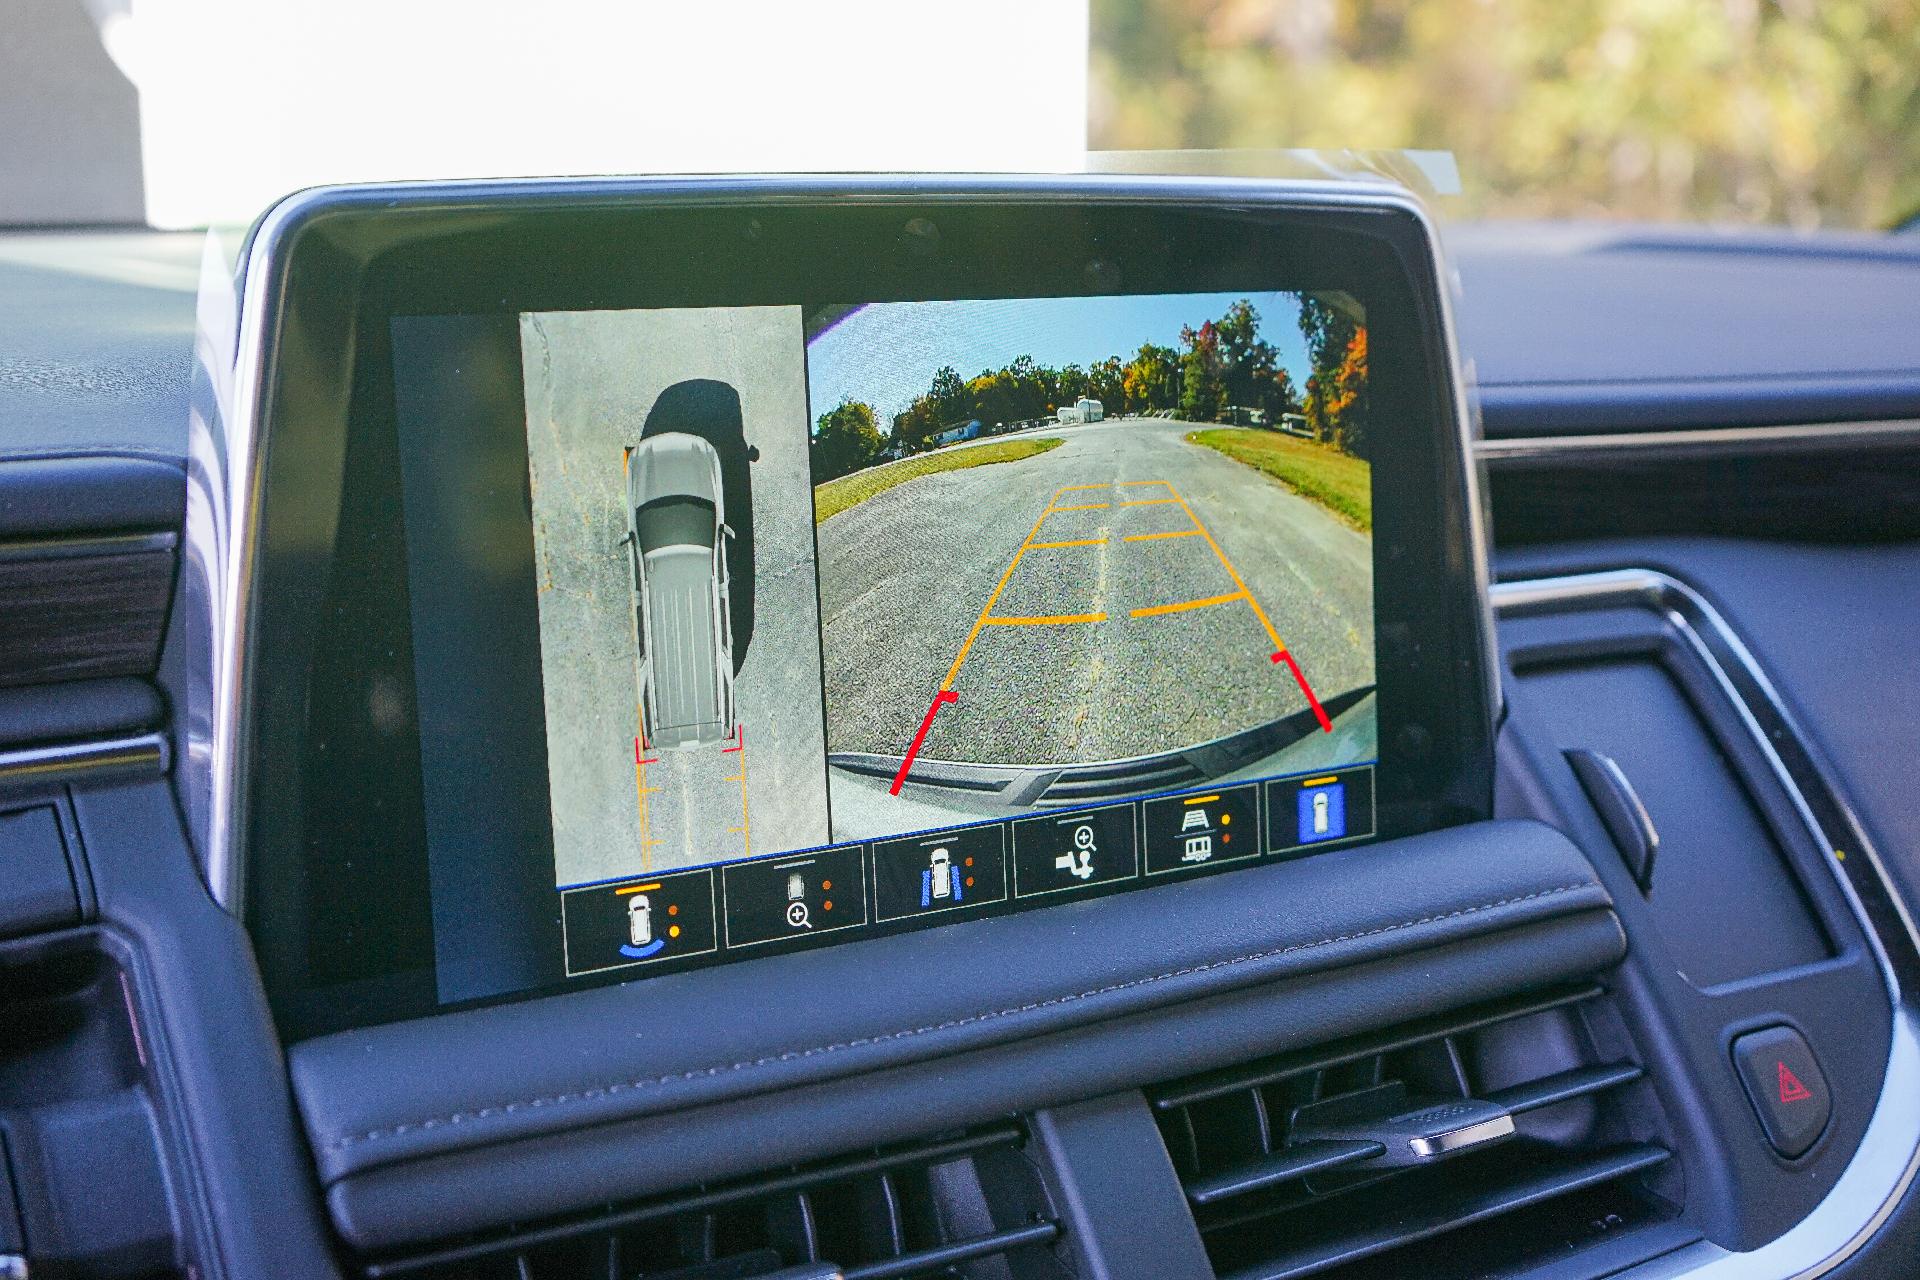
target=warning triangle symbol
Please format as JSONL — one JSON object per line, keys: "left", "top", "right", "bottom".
{"left": 1778, "top": 1060, "right": 1813, "bottom": 1104}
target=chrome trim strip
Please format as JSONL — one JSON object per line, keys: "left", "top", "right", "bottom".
{"left": 0, "top": 530, "right": 178, "bottom": 563}
{"left": 1478, "top": 418, "right": 1920, "bottom": 466}
{"left": 0, "top": 733, "right": 169, "bottom": 788}
{"left": 1495, "top": 570, "right": 1920, "bottom": 1280}
{"left": 200, "top": 172, "right": 1494, "bottom": 913}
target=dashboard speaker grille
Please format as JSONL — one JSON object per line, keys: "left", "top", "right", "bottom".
{"left": 359, "top": 1122, "right": 1066, "bottom": 1280}
{"left": 1149, "top": 984, "right": 1681, "bottom": 1280}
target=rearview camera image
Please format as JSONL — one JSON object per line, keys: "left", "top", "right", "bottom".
{"left": 805, "top": 292, "right": 1376, "bottom": 840}
{"left": 520, "top": 307, "right": 831, "bottom": 888}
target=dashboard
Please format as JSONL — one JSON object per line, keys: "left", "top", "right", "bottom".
{"left": 1, "top": 176, "right": 1919, "bottom": 1280}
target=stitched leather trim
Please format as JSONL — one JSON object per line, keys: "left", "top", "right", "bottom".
{"left": 323, "top": 881, "right": 1598, "bottom": 1154}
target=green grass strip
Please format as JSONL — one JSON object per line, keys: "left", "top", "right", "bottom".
{"left": 814, "top": 437, "right": 1065, "bottom": 524}
{"left": 1183, "top": 428, "right": 1372, "bottom": 531}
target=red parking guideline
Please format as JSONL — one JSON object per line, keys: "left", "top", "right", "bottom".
{"left": 891, "top": 691, "right": 959, "bottom": 795}
{"left": 1273, "top": 650, "right": 1333, "bottom": 733}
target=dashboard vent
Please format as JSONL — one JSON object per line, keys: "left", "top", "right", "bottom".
{"left": 1150, "top": 984, "right": 1680, "bottom": 1280}
{"left": 361, "top": 1122, "right": 1066, "bottom": 1280}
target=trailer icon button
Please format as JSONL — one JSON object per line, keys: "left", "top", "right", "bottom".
{"left": 1143, "top": 785, "right": 1259, "bottom": 876}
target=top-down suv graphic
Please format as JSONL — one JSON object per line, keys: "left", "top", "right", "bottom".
{"left": 626, "top": 432, "right": 737, "bottom": 750}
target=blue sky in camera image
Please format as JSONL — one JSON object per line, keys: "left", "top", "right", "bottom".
{"left": 806, "top": 291, "right": 1313, "bottom": 434}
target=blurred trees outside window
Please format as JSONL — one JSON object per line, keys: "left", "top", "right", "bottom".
{"left": 1091, "top": 0, "right": 1920, "bottom": 229}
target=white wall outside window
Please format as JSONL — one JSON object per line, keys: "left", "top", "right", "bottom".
{"left": 101, "top": 0, "right": 1090, "bottom": 228}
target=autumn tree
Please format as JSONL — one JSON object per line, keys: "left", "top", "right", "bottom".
{"left": 892, "top": 395, "right": 941, "bottom": 453}
{"left": 1271, "top": 366, "right": 1302, "bottom": 416}
{"left": 928, "top": 366, "right": 968, "bottom": 421}
{"left": 1213, "top": 300, "right": 1281, "bottom": 413}
{"left": 811, "top": 399, "right": 885, "bottom": 481}
{"left": 1178, "top": 321, "right": 1227, "bottom": 422}
{"left": 1325, "top": 329, "right": 1370, "bottom": 458}
{"left": 1087, "top": 355, "right": 1127, "bottom": 410}
{"left": 1122, "top": 342, "right": 1179, "bottom": 411}
{"left": 1298, "top": 296, "right": 1362, "bottom": 444}
{"left": 1052, "top": 363, "right": 1089, "bottom": 407}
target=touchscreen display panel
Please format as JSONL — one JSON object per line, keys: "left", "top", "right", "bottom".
{"left": 396, "top": 289, "right": 1379, "bottom": 995}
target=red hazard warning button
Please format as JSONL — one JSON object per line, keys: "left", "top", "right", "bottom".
{"left": 1732, "top": 1026, "right": 1830, "bottom": 1159}
{"left": 1777, "top": 1060, "right": 1813, "bottom": 1104}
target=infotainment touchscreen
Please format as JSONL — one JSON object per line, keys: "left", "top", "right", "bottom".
{"left": 397, "top": 290, "right": 1379, "bottom": 998}
{"left": 236, "top": 185, "right": 1494, "bottom": 1034}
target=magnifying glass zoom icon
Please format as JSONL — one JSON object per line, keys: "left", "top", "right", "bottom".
{"left": 786, "top": 901, "right": 812, "bottom": 929}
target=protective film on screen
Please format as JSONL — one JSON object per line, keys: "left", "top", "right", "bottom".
{"left": 510, "top": 290, "right": 1377, "bottom": 982}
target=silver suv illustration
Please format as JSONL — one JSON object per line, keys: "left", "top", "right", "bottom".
{"left": 625, "top": 432, "right": 737, "bottom": 750}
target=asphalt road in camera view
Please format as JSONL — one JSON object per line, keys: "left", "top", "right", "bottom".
{"left": 816, "top": 416, "right": 1376, "bottom": 817}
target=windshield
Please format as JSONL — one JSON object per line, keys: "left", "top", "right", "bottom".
{"left": 2, "top": 0, "right": 1914, "bottom": 230}
{"left": 637, "top": 497, "right": 718, "bottom": 553}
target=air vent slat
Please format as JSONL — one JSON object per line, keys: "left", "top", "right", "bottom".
{"left": 865, "top": 1172, "right": 906, "bottom": 1258}
{"left": 359, "top": 1122, "right": 1066, "bottom": 1280}
{"left": 1216, "top": 1143, "right": 1672, "bottom": 1280}
{"left": 1152, "top": 983, "right": 1604, "bottom": 1109}
{"left": 839, "top": 1219, "right": 1062, "bottom": 1280}
{"left": 1488, "top": 1061, "right": 1643, "bottom": 1114}
{"left": 365, "top": 1125, "right": 1026, "bottom": 1278}
{"left": 1187, "top": 1140, "right": 1387, "bottom": 1206}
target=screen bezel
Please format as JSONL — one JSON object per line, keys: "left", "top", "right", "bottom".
{"left": 227, "top": 177, "right": 1496, "bottom": 1039}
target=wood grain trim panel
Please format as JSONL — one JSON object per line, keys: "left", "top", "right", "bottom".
{"left": 0, "top": 539, "right": 177, "bottom": 687}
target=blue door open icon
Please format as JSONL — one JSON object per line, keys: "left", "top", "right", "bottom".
{"left": 1296, "top": 782, "right": 1348, "bottom": 845}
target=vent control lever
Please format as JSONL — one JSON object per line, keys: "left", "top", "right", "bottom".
{"left": 1565, "top": 748, "right": 1660, "bottom": 892}
{"left": 1290, "top": 1081, "right": 1515, "bottom": 1168}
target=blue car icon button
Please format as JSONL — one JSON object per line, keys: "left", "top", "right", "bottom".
{"left": 1296, "top": 782, "right": 1347, "bottom": 844}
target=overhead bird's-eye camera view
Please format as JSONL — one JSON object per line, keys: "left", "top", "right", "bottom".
{"left": 805, "top": 292, "right": 1376, "bottom": 839}
{"left": 518, "top": 307, "right": 832, "bottom": 888}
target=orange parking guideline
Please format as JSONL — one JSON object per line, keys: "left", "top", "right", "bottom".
{"left": 1130, "top": 591, "right": 1248, "bottom": 619}
{"left": 726, "top": 726, "right": 751, "bottom": 857}
{"left": 939, "top": 488, "right": 1062, "bottom": 691}
{"left": 985, "top": 612, "right": 1108, "bottom": 626}
{"left": 1165, "top": 483, "right": 1290, "bottom": 655}
{"left": 940, "top": 478, "right": 1301, "bottom": 699}
{"left": 625, "top": 576, "right": 657, "bottom": 871}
